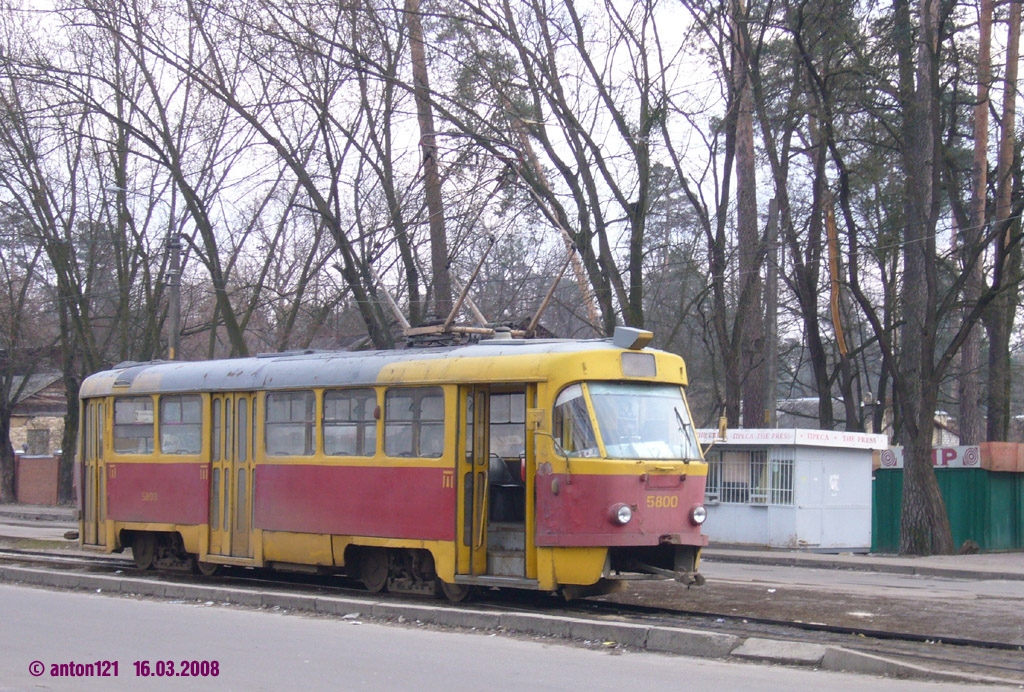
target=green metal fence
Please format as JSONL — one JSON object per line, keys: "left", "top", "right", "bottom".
{"left": 872, "top": 468, "right": 1024, "bottom": 553}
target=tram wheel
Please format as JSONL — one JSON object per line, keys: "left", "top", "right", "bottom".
{"left": 439, "top": 581, "right": 473, "bottom": 603}
{"left": 360, "top": 548, "right": 390, "bottom": 593}
{"left": 131, "top": 532, "right": 156, "bottom": 570}
{"left": 193, "top": 557, "right": 221, "bottom": 577}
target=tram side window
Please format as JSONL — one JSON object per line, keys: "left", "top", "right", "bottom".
{"left": 553, "top": 384, "right": 598, "bottom": 457}
{"left": 113, "top": 397, "right": 155, "bottom": 454}
{"left": 324, "top": 389, "right": 377, "bottom": 456}
{"left": 159, "top": 395, "right": 202, "bottom": 455}
{"left": 384, "top": 387, "right": 444, "bottom": 458}
{"left": 83, "top": 403, "right": 92, "bottom": 461}
{"left": 265, "top": 391, "right": 315, "bottom": 456}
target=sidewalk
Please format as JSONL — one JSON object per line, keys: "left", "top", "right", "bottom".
{"left": 0, "top": 503, "right": 78, "bottom": 524}
{"left": 704, "top": 543, "right": 1024, "bottom": 581}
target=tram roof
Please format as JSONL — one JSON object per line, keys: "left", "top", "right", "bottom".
{"left": 80, "top": 338, "right": 664, "bottom": 397}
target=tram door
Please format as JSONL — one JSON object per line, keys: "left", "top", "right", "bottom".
{"left": 81, "top": 399, "right": 107, "bottom": 547}
{"left": 456, "top": 386, "right": 489, "bottom": 576}
{"left": 209, "top": 392, "right": 256, "bottom": 558}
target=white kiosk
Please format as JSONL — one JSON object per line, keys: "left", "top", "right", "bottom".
{"left": 697, "top": 429, "right": 888, "bottom": 551}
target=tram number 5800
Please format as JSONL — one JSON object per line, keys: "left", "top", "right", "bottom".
{"left": 646, "top": 495, "right": 678, "bottom": 509}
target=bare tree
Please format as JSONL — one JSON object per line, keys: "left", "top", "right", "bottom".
{"left": 730, "top": 0, "right": 766, "bottom": 428}
{"left": 404, "top": 0, "right": 452, "bottom": 319}
{"left": 0, "top": 214, "right": 55, "bottom": 501}
{"left": 983, "top": 0, "right": 1021, "bottom": 441}
{"left": 957, "top": 0, "right": 993, "bottom": 445}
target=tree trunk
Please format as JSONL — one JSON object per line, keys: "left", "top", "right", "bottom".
{"left": 405, "top": 0, "right": 452, "bottom": 320}
{"left": 958, "top": 0, "right": 992, "bottom": 445}
{"left": 806, "top": 120, "right": 834, "bottom": 429}
{"left": 985, "top": 0, "right": 1021, "bottom": 441}
{"left": 895, "top": 0, "right": 953, "bottom": 556}
{"left": 732, "top": 0, "right": 764, "bottom": 428}
{"left": 58, "top": 364, "right": 80, "bottom": 505}
{"left": 0, "top": 415, "right": 14, "bottom": 502}
{"left": 900, "top": 400, "right": 954, "bottom": 555}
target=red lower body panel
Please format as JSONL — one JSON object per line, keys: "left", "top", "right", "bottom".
{"left": 535, "top": 472, "right": 707, "bottom": 547}
{"left": 106, "top": 462, "right": 208, "bottom": 524}
{"left": 254, "top": 464, "right": 455, "bottom": 541}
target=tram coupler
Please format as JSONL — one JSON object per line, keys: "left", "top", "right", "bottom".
{"left": 633, "top": 561, "right": 706, "bottom": 587}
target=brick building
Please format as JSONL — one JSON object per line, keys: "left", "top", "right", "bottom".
{"left": 6, "top": 373, "right": 68, "bottom": 505}
{"left": 9, "top": 373, "right": 66, "bottom": 455}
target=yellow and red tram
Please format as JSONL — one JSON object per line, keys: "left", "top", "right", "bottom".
{"left": 79, "top": 327, "right": 708, "bottom": 599}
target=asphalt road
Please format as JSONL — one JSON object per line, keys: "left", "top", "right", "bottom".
{"left": 2, "top": 583, "right": 1019, "bottom": 692}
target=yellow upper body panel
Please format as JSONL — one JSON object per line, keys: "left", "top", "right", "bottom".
{"left": 81, "top": 339, "right": 688, "bottom": 396}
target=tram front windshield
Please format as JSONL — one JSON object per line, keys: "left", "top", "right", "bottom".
{"left": 554, "top": 382, "right": 702, "bottom": 460}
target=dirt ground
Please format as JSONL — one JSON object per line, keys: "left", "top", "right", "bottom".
{"left": 598, "top": 573, "right": 1024, "bottom": 647}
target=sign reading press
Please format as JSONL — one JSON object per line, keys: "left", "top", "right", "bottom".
{"left": 879, "top": 446, "right": 981, "bottom": 469}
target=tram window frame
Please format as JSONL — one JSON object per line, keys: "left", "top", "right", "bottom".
{"left": 384, "top": 387, "right": 445, "bottom": 458}
{"left": 265, "top": 390, "right": 316, "bottom": 456}
{"left": 113, "top": 396, "right": 155, "bottom": 455}
{"left": 212, "top": 399, "right": 221, "bottom": 462}
{"left": 489, "top": 391, "right": 526, "bottom": 459}
{"left": 158, "top": 394, "right": 202, "bottom": 455}
{"left": 552, "top": 384, "right": 598, "bottom": 457}
{"left": 323, "top": 388, "right": 378, "bottom": 457}
{"left": 83, "top": 403, "right": 93, "bottom": 462}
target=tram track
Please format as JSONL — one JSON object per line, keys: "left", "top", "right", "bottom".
{"left": 0, "top": 547, "right": 133, "bottom": 570}
{"left": 563, "top": 597, "right": 1024, "bottom": 681}
{"left": 1, "top": 548, "right": 1021, "bottom": 684}
{"left": 570, "top": 595, "right": 1024, "bottom": 652}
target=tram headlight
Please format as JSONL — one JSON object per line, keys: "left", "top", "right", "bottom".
{"left": 690, "top": 504, "right": 708, "bottom": 525}
{"left": 610, "top": 504, "right": 633, "bottom": 525}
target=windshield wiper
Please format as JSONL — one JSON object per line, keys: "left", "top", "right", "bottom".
{"left": 674, "top": 406, "right": 698, "bottom": 458}
{"left": 674, "top": 406, "right": 687, "bottom": 434}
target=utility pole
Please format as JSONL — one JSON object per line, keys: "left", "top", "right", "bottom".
{"left": 168, "top": 232, "right": 181, "bottom": 360}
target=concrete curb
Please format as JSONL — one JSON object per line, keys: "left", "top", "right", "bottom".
{"left": 820, "top": 646, "right": 1021, "bottom": 685}
{"left": 0, "top": 564, "right": 1017, "bottom": 684}
{"left": 731, "top": 637, "right": 827, "bottom": 666}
